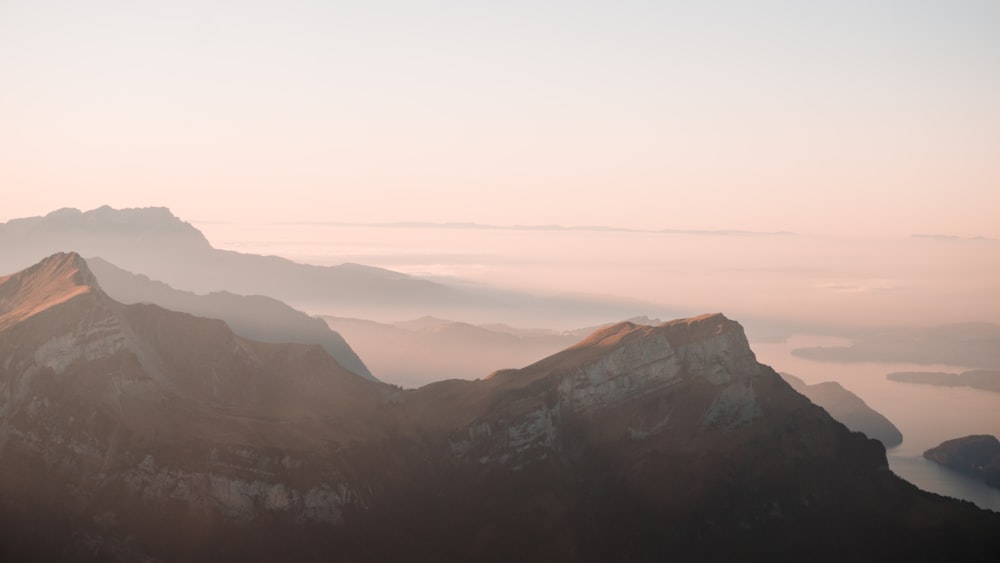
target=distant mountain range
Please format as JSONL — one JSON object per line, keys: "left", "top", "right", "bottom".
{"left": 286, "top": 220, "right": 796, "bottom": 236}
{"left": 1, "top": 253, "right": 997, "bottom": 561}
{"left": 0, "top": 206, "right": 469, "bottom": 307}
{"left": 888, "top": 370, "right": 1000, "bottom": 393}
{"left": 0, "top": 206, "right": 673, "bottom": 327}
{"left": 792, "top": 324, "right": 1000, "bottom": 369}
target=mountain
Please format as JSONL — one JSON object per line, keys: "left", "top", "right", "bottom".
{"left": 0, "top": 206, "right": 469, "bottom": 311}
{"left": 85, "top": 256, "right": 375, "bottom": 381}
{"left": 888, "top": 370, "right": 1000, "bottom": 393}
{"left": 0, "top": 253, "right": 392, "bottom": 561}
{"left": 925, "top": 436, "right": 1000, "bottom": 489}
{"left": 780, "top": 373, "right": 903, "bottom": 448}
{"left": 1, "top": 255, "right": 998, "bottom": 561}
{"left": 0, "top": 206, "right": 671, "bottom": 326}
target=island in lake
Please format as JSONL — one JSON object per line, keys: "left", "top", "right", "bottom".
{"left": 924, "top": 435, "right": 1000, "bottom": 490}
{"left": 887, "top": 370, "right": 1000, "bottom": 393}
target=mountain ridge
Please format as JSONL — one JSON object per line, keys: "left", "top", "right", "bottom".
{"left": 1, "top": 254, "right": 998, "bottom": 561}
{"left": 0, "top": 251, "right": 98, "bottom": 330}
{"left": 0, "top": 206, "right": 677, "bottom": 327}
{"left": 85, "top": 257, "right": 375, "bottom": 381}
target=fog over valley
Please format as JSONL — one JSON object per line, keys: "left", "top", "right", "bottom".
{"left": 199, "top": 220, "right": 1000, "bottom": 332}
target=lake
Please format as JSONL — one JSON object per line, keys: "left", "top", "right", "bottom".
{"left": 753, "top": 335, "right": 1000, "bottom": 512}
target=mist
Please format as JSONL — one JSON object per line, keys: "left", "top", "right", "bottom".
{"left": 198, "top": 221, "right": 1000, "bottom": 332}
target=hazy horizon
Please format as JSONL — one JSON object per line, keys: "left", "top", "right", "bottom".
{"left": 193, "top": 218, "right": 1000, "bottom": 330}
{"left": 3, "top": 205, "right": 999, "bottom": 332}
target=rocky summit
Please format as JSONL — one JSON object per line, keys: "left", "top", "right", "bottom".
{"left": 0, "top": 254, "right": 998, "bottom": 562}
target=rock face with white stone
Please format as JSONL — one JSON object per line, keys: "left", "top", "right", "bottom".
{"left": 2, "top": 253, "right": 999, "bottom": 562}
{"left": 443, "top": 315, "right": 767, "bottom": 466}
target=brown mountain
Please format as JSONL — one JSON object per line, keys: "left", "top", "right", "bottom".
{"left": 1, "top": 254, "right": 998, "bottom": 562}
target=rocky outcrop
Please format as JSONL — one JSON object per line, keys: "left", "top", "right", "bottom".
{"left": 925, "top": 435, "right": 1000, "bottom": 489}
{"left": 1, "top": 254, "right": 999, "bottom": 562}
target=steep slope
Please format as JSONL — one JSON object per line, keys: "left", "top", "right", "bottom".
{"left": 86, "top": 257, "right": 375, "bottom": 381}
{"left": 781, "top": 372, "right": 903, "bottom": 447}
{"left": 1, "top": 257, "right": 998, "bottom": 561}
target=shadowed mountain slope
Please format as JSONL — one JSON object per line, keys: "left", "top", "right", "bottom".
{"left": 781, "top": 373, "right": 903, "bottom": 448}
{"left": 1, "top": 255, "right": 998, "bottom": 562}
{"left": 86, "top": 257, "right": 374, "bottom": 381}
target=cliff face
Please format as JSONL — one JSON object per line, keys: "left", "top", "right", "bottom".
{"left": 1, "top": 254, "right": 998, "bottom": 562}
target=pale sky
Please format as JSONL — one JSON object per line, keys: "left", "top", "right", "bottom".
{"left": 2, "top": 1, "right": 998, "bottom": 237}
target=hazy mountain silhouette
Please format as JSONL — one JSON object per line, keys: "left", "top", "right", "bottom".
{"left": 781, "top": 373, "right": 903, "bottom": 448}
{"left": 2, "top": 254, "right": 998, "bottom": 561}
{"left": 0, "top": 206, "right": 468, "bottom": 308}
{"left": 85, "top": 256, "right": 375, "bottom": 381}
{"left": 792, "top": 324, "right": 1000, "bottom": 369}
{"left": 0, "top": 206, "right": 676, "bottom": 326}
{"left": 888, "top": 370, "right": 1000, "bottom": 393}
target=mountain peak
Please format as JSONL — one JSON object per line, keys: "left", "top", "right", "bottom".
{"left": 0, "top": 252, "right": 102, "bottom": 331}
{"left": 3, "top": 205, "right": 211, "bottom": 246}
{"left": 575, "top": 312, "right": 737, "bottom": 350}
{"left": 656, "top": 311, "right": 738, "bottom": 337}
